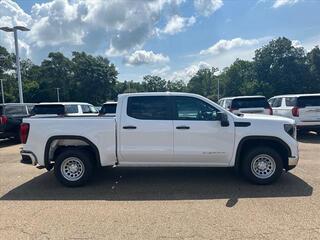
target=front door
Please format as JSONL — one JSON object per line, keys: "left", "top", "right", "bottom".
{"left": 172, "top": 96, "right": 235, "bottom": 165}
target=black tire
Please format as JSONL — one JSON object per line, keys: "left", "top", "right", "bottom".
{"left": 54, "top": 149, "right": 94, "bottom": 187}
{"left": 241, "top": 147, "right": 283, "bottom": 185}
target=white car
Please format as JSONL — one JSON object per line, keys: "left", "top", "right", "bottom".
{"left": 32, "top": 102, "right": 98, "bottom": 116}
{"left": 98, "top": 101, "right": 117, "bottom": 117}
{"left": 218, "top": 96, "right": 273, "bottom": 115}
{"left": 269, "top": 94, "right": 320, "bottom": 134}
{"left": 21, "top": 92, "right": 298, "bottom": 187}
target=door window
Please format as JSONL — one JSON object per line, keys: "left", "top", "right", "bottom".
{"left": 65, "top": 105, "right": 79, "bottom": 114}
{"left": 285, "top": 97, "right": 297, "bottom": 107}
{"left": 127, "top": 96, "right": 171, "bottom": 120}
{"left": 81, "top": 105, "right": 98, "bottom": 114}
{"left": 272, "top": 98, "right": 282, "bottom": 107}
{"left": 174, "top": 96, "right": 219, "bottom": 121}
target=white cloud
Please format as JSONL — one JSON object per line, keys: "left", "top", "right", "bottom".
{"left": 0, "top": 0, "right": 185, "bottom": 61}
{"left": 161, "top": 15, "right": 196, "bottom": 35}
{"left": 194, "top": 0, "right": 223, "bottom": 16}
{"left": 0, "top": 0, "right": 32, "bottom": 57}
{"left": 171, "top": 61, "right": 211, "bottom": 81}
{"left": 200, "top": 38, "right": 260, "bottom": 55}
{"left": 151, "top": 66, "right": 171, "bottom": 76}
{"left": 124, "top": 50, "right": 170, "bottom": 66}
{"left": 292, "top": 40, "right": 302, "bottom": 48}
{"left": 272, "top": 0, "right": 300, "bottom": 8}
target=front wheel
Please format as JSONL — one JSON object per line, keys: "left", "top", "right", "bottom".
{"left": 241, "top": 147, "right": 283, "bottom": 185}
{"left": 54, "top": 149, "right": 93, "bottom": 187}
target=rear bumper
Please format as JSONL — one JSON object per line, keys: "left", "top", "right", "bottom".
{"left": 20, "top": 150, "right": 38, "bottom": 166}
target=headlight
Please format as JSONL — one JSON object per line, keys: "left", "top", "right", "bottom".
{"left": 284, "top": 124, "right": 296, "bottom": 139}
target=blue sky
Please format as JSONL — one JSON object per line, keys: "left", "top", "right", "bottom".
{"left": 1, "top": 0, "right": 320, "bottom": 82}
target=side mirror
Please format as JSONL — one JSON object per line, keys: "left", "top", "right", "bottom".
{"left": 217, "top": 112, "right": 229, "bottom": 127}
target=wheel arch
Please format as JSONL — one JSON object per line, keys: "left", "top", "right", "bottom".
{"left": 44, "top": 135, "right": 101, "bottom": 171}
{"left": 234, "top": 136, "right": 292, "bottom": 172}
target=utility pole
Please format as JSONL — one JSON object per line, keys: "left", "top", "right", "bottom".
{"left": 217, "top": 78, "right": 220, "bottom": 100}
{"left": 56, "top": 88, "right": 60, "bottom": 102}
{"left": 0, "top": 26, "right": 30, "bottom": 103}
{"left": 0, "top": 79, "right": 4, "bottom": 104}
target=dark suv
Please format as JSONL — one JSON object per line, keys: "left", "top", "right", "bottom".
{"left": 0, "top": 103, "right": 35, "bottom": 141}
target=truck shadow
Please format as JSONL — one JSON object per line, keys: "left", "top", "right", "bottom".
{"left": 0, "top": 167, "right": 312, "bottom": 202}
{"left": 0, "top": 138, "right": 20, "bottom": 148}
{"left": 298, "top": 132, "right": 320, "bottom": 144}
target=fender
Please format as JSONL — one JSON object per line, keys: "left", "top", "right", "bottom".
{"left": 44, "top": 135, "right": 101, "bottom": 170}
{"left": 234, "top": 135, "right": 292, "bottom": 172}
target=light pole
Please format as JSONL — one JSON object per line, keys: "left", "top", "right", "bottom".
{"left": 0, "top": 79, "right": 4, "bottom": 104}
{"left": 217, "top": 77, "right": 220, "bottom": 100}
{"left": 0, "top": 26, "right": 30, "bottom": 103}
{"left": 55, "top": 88, "right": 60, "bottom": 102}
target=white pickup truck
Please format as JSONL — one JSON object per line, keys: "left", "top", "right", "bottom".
{"left": 20, "top": 92, "right": 299, "bottom": 187}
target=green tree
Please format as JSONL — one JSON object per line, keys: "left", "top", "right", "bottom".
{"left": 223, "top": 59, "right": 259, "bottom": 97}
{"left": 142, "top": 75, "right": 167, "bottom": 92}
{"left": 306, "top": 46, "right": 320, "bottom": 92}
{"left": 72, "top": 52, "right": 118, "bottom": 104}
{"left": 254, "top": 37, "right": 309, "bottom": 97}
{"left": 187, "top": 67, "right": 219, "bottom": 100}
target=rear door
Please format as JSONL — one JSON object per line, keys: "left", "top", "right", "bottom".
{"left": 119, "top": 96, "right": 174, "bottom": 163}
{"left": 172, "top": 96, "right": 234, "bottom": 165}
{"left": 297, "top": 96, "right": 320, "bottom": 122}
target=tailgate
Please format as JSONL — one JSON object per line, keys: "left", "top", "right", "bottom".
{"left": 297, "top": 96, "right": 320, "bottom": 122}
{"left": 239, "top": 107, "right": 266, "bottom": 114}
{"left": 299, "top": 107, "right": 320, "bottom": 122}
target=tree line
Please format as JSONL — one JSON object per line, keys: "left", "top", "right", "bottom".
{"left": 0, "top": 37, "right": 319, "bottom": 105}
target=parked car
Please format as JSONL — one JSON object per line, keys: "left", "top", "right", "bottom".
{"left": 269, "top": 94, "right": 320, "bottom": 134}
{"left": 218, "top": 96, "right": 273, "bottom": 115}
{"left": 0, "top": 103, "right": 35, "bottom": 141}
{"left": 98, "top": 101, "right": 117, "bottom": 116}
{"left": 32, "top": 102, "right": 98, "bottom": 116}
{"left": 21, "top": 92, "right": 298, "bottom": 187}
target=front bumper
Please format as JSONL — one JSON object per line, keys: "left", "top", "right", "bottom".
{"left": 287, "top": 155, "right": 299, "bottom": 170}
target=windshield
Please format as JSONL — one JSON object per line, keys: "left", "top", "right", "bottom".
{"left": 231, "top": 98, "right": 269, "bottom": 109}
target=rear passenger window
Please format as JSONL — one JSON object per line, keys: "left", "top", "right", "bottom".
{"left": 285, "top": 97, "right": 296, "bottom": 107}
{"left": 65, "top": 105, "right": 79, "bottom": 114}
{"left": 4, "top": 105, "right": 27, "bottom": 115}
{"left": 127, "top": 96, "right": 171, "bottom": 120}
{"left": 272, "top": 98, "right": 282, "bottom": 107}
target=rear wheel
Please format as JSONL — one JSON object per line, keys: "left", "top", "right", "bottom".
{"left": 241, "top": 147, "right": 283, "bottom": 184}
{"left": 54, "top": 149, "right": 93, "bottom": 187}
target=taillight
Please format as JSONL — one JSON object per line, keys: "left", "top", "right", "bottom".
{"left": 20, "top": 123, "right": 30, "bottom": 144}
{"left": 292, "top": 107, "right": 299, "bottom": 117}
{"left": 268, "top": 107, "right": 273, "bottom": 115}
{"left": 0, "top": 115, "right": 8, "bottom": 125}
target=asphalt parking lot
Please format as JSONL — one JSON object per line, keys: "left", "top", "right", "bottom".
{"left": 0, "top": 134, "right": 319, "bottom": 240}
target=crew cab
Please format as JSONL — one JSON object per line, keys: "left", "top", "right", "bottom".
{"left": 20, "top": 92, "right": 299, "bottom": 187}
{"left": 218, "top": 96, "right": 273, "bottom": 115}
{"left": 269, "top": 93, "right": 320, "bottom": 134}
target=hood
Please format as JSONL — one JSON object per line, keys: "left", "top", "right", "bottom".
{"left": 237, "top": 113, "right": 295, "bottom": 124}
